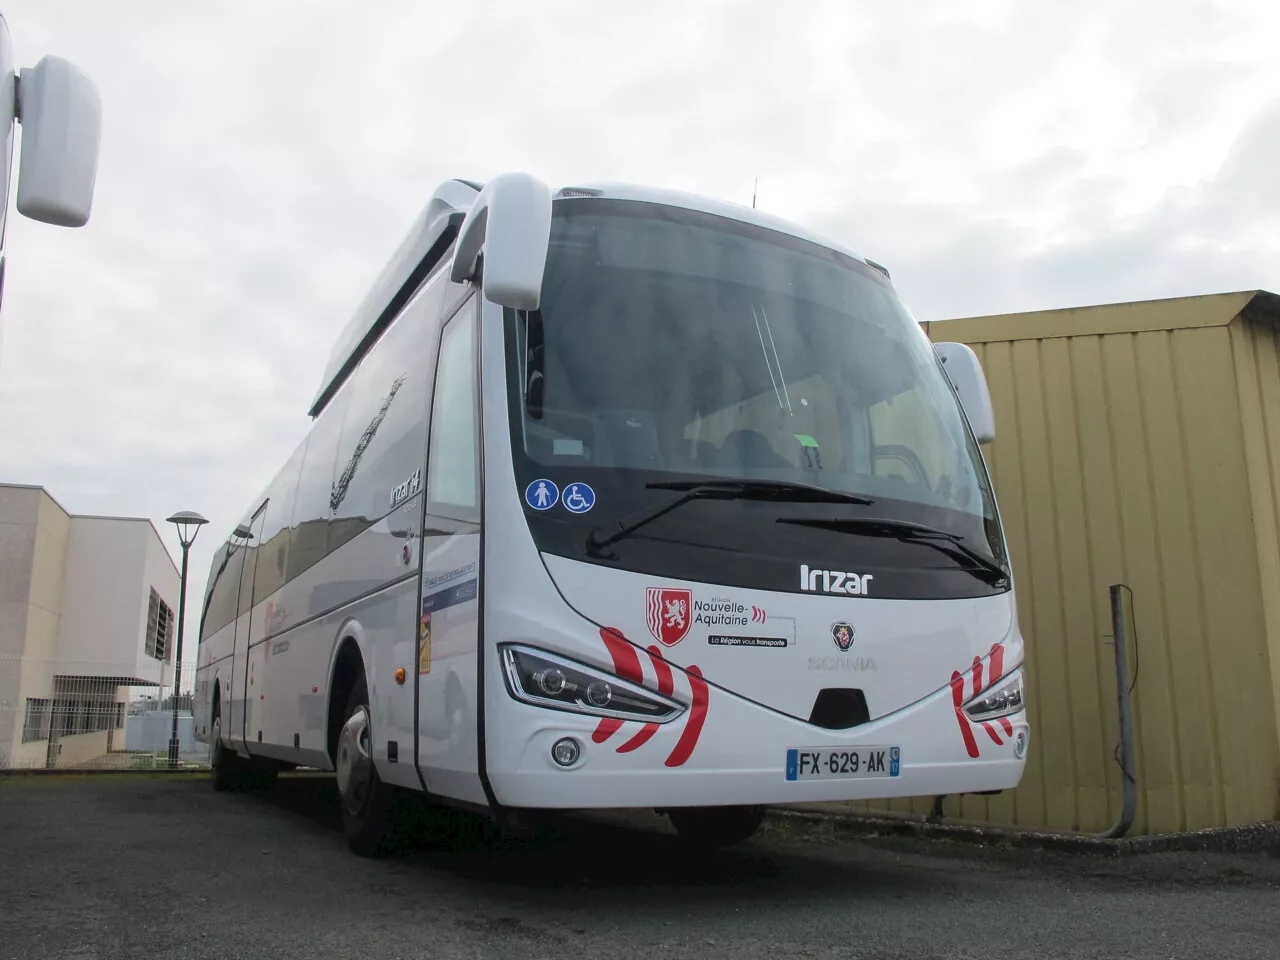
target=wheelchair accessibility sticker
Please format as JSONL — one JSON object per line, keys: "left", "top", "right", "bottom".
{"left": 561, "top": 482, "right": 596, "bottom": 514}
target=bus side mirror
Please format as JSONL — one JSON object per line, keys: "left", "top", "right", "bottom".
{"left": 934, "top": 342, "right": 995, "bottom": 444}
{"left": 450, "top": 171, "right": 552, "bottom": 311}
{"left": 15, "top": 55, "right": 102, "bottom": 227}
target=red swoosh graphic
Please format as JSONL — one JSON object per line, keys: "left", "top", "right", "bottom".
{"left": 616, "top": 723, "right": 658, "bottom": 752}
{"left": 665, "top": 665, "right": 708, "bottom": 767}
{"left": 592, "top": 719, "right": 624, "bottom": 744}
{"left": 616, "top": 646, "right": 676, "bottom": 754}
{"left": 600, "top": 627, "right": 643, "bottom": 682}
{"left": 951, "top": 670, "right": 979, "bottom": 759}
{"left": 988, "top": 643, "right": 1005, "bottom": 685}
{"left": 989, "top": 645, "right": 1012, "bottom": 738}
{"left": 980, "top": 720, "right": 1003, "bottom": 745}
{"left": 594, "top": 627, "right": 643, "bottom": 744}
{"left": 647, "top": 645, "right": 675, "bottom": 696}
{"left": 953, "top": 643, "right": 1016, "bottom": 758}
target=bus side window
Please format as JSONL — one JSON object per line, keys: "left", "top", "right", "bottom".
{"left": 253, "top": 441, "right": 304, "bottom": 603}
{"left": 327, "top": 267, "right": 448, "bottom": 552}
{"left": 425, "top": 295, "right": 480, "bottom": 523}
{"left": 286, "top": 389, "right": 351, "bottom": 582}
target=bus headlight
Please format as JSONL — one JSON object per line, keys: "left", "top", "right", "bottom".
{"left": 501, "top": 644, "right": 686, "bottom": 723}
{"left": 962, "top": 668, "right": 1025, "bottom": 722}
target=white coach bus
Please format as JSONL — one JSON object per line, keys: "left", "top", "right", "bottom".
{"left": 194, "top": 173, "right": 1029, "bottom": 855}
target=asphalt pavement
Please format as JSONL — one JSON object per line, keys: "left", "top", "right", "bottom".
{"left": 1, "top": 774, "right": 1276, "bottom": 959}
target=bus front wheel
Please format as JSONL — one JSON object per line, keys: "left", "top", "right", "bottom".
{"left": 666, "top": 804, "right": 766, "bottom": 848}
{"left": 210, "top": 709, "right": 278, "bottom": 792}
{"left": 335, "top": 678, "right": 395, "bottom": 857}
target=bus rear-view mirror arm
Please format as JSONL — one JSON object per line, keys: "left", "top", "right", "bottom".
{"left": 934, "top": 342, "right": 996, "bottom": 444}
{"left": 449, "top": 171, "right": 552, "bottom": 311}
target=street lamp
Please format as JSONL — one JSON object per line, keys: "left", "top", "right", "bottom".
{"left": 166, "top": 510, "right": 208, "bottom": 768}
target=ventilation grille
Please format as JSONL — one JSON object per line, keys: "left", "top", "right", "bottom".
{"left": 144, "top": 587, "right": 174, "bottom": 663}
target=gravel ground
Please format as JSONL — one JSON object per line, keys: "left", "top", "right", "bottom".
{"left": 1, "top": 773, "right": 1276, "bottom": 960}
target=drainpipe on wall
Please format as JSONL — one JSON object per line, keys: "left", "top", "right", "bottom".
{"left": 1096, "top": 584, "right": 1138, "bottom": 838}
{"left": 927, "top": 584, "right": 1139, "bottom": 837}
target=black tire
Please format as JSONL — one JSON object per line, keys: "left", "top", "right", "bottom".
{"left": 211, "top": 706, "right": 279, "bottom": 792}
{"left": 335, "top": 677, "right": 396, "bottom": 857}
{"left": 667, "top": 804, "right": 767, "bottom": 848}
{"left": 244, "top": 762, "right": 279, "bottom": 791}
{"left": 210, "top": 710, "right": 250, "bottom": 792}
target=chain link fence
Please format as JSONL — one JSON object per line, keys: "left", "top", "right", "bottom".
{"left": 0, "top": 655, "right": 210, "bottom": 770}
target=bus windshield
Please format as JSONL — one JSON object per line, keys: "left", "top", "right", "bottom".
{"left": 505, "top": 198, "right": 1007, "bottom": 599}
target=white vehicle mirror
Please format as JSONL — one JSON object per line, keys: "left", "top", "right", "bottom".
{"left": 934, "top": 342, "right": 995, "bottom": 444}
{"left": 450, "top": 171, "right": 552, "bottom": 310}
{"left": 15, "top": 55, "right": 101, "bottom": 227}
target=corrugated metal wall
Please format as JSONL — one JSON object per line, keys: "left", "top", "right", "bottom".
{"left": 840, "top": 294, "right": 1280, "bottom": 834}
{"left": 1230, "top": 309, "right": 1280, "bottom": 774}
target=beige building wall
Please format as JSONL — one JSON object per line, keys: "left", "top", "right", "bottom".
{"left": 53, "top": 730, "right": 112, "bottom": 768}
{"left": 0, "top": 486, "right": 71, "bottom": 766}
{"left": 57, "top": 517, "right": 174, "bottom": 685}
{"left": 837, "top": 291, "right": 1280, "bottom": 836}
{"left": 1, "top": 484, "right": 181, "bottom": 768}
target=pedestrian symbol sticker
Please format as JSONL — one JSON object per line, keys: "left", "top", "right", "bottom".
{"left": 562, "top": 482, "right": 596, "bottom": 514}
{"left": 525, "top": 479, "right": 559, "bottom": 511}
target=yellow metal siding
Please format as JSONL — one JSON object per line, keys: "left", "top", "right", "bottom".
{"left": 840, "top": 304, "right": 1280, "bottom": 835}
{"left": 934, "top": 291, "right": 1254, "bottom": 344}
{"left": 1230, "top": 318, "right": 1280, "bottom": 817}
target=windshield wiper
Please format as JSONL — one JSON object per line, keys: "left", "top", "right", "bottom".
{"left": 586, "top": 479, "right": 873, "bottom": 555}
{"left": 776, "top": 516, "right": 1009, "bottom": 586}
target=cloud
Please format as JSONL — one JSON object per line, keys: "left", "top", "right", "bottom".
{"left": 2, "top": 0, "right": 1280, "bottom": 659}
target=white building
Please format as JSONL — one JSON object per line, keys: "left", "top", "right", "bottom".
{"left": 0, "top": 484, "right": 181, "bottom": 768}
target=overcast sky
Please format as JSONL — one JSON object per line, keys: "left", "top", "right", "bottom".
{"left": 2, "top": 0, "right": 1279, "bottom": 669}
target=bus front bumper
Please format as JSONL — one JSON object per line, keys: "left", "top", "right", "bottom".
{"left": 482, "top": 670, "right": 1030, "bottom": 809}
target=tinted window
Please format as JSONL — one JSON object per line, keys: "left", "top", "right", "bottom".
{"left": 503, "top": 200, "right": 1008, "bottom": 600}
{"left": 515, "top": 200, "right": 993, "bottom": 531}
{"left": 199, "top": 541, "right": 244, "bottom": 641}
{"left": 254, "top": 441, "right": 305, "bottom": 601}
{"left": 288, "top": 390, "right": 350, "bottom": 583}
{"left": 235, "top": 507, "right": 266, "bottom": 617}
{"left": 328, "top": 268, "right": 449, "bottom": 553}
{"left": 426, "top": 296, "right": 479, "bottom": 518}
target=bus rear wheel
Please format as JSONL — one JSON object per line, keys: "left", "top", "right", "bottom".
{"left": 335, "top": 678, "right": 395, "bottom": 857}
{"left": 666, "top": 804, "right": 766, "bottom": 848}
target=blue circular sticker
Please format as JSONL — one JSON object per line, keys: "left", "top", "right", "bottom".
{"left": 561, "top": 482, "right": 596, "bottom": 514}
{"left": 524, "top": 478, "right": 560, "bottom": 511}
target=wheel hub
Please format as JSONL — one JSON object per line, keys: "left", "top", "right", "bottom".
{"left": 335, "top": 706, "right": 372, "bottom": 816}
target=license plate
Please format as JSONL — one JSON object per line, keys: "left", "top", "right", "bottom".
{"left": 785, "top": 746, "right": 900, "bottom": 781}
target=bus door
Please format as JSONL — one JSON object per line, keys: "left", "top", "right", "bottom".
{"left": 229, "top": 502, "right": 267, "bottom": 752}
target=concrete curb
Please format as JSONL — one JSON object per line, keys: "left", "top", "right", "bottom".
{"left": 764, "top": 806, "right": 1280, "bottom": 857}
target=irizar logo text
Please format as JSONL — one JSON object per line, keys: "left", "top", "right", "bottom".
{"left": 799, "top": 564, "right": 873, "bottom": 596}
{"left": 389, "top": 468, "right": 422, "bottom": 508}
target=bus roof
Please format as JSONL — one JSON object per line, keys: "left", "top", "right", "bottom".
{"left": 310, "top": 176, "right": 875, "bottom": 418}
{"left": 553, "top": 181, "right": 868, "bottom": 264}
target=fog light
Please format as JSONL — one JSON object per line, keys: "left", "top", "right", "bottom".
{"left": 585, "top": 680, "right": 612, "bottom": 708}
{"left": 1014, "top": 730, "right": 1028, "bottom": 759}
{"left": 552, "top": 737, "right": 581, "bottom": 767}
{"left": 537, "top": 668, "right": 567, "bottom": 696}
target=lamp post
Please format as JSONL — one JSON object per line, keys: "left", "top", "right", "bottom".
{"left": 166, "top": 510, "right": 208, "bottom": 768}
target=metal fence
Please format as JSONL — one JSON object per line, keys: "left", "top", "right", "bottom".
{"left": 0, "top": 655, "right": 209, "bottom": 771}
